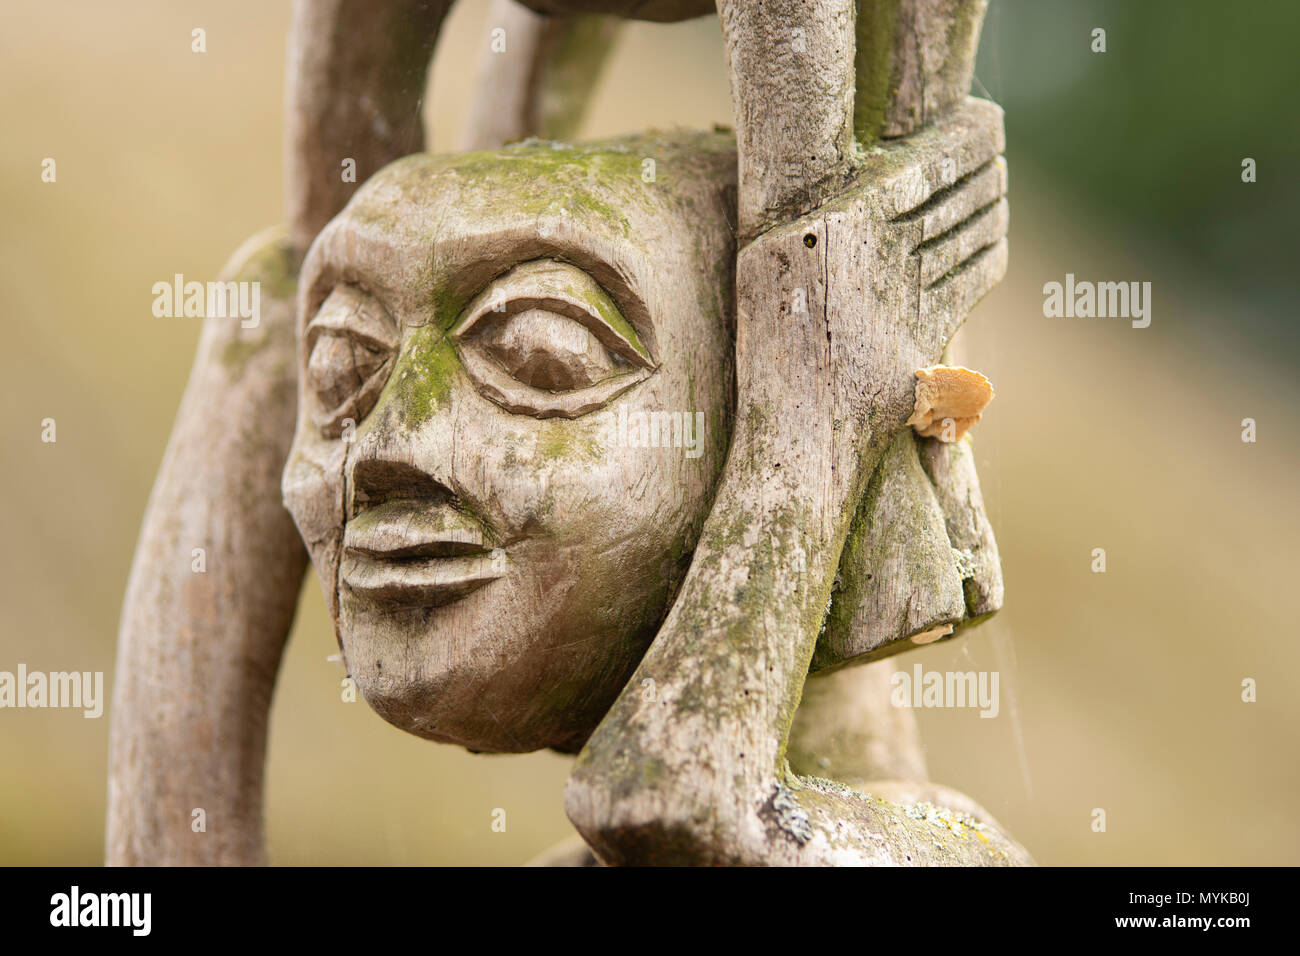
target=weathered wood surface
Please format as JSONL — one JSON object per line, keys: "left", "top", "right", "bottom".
{"left": 106, "top": 231, "right": 304, "bottom": 865}
{"left": 282, "top": 131, "right": 741, "bottom": 755}
{"left": 285, "top": 0, "right": 451, "bottom": 257}
{"left": 789, "top": 659, "right": 929, "bottom": 784}
{"left": 462, "top": 1, "right": 622, "bottom": 149}
{"left": 108, "top": 0, "right": 1021, "bottom": 867}
{"left": 565, "top": 99, "right": 1018, "bottom": 864}
{"left": 856, "top": 0, "right": 989, "bottom": 141}
{"left": 718, "top": 0, "right": 857, "bottom": 240}
{"left": 920, "top": 429, "right": 1004, "bottom": 619}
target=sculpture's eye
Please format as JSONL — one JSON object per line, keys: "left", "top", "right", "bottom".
{"left": 452, "top": 259, "right": 654, "bottom": 419}
{"left": 304, "top": 286, "right": 398, "bottom": 437}
{"left": 476, "top": 309, "right": 627, "bottom": 392}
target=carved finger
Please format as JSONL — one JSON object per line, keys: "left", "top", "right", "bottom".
{"left": 899, "top": 149, "right": 1008, "bottom": 243}
{"left": 872, "top": 102, "right": 1006, "bottom": 224}
{"left": 921, "top": 235, "right": 1008, "bottom": 339}
{"left": 873, "top": 110, "right": 1008, "bottom": 351}
{"left": 916, "top": 193, "right": 1008, "bottom": 290}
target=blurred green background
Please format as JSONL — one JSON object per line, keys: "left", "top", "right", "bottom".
{"left": 1, "top": 0, "right": 1296, "bottom": 865}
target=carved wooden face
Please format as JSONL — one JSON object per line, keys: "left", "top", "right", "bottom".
{"left": 283, "top": 133, "right": 737, "bottom": 753}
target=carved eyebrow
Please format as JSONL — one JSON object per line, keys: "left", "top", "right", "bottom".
{"left": 303, "top": 285, "right": 399, "bottom": 354}
{"left": 300, "top": 194, "right": 660, "bottom": 357}
{"left": 297, "top": 215, "right": 428, "bottom": 335}
{"left": 429, "top": 225, "right": 660, "bottom": 358}
{"left": 451, "top": 260, "right": 654, "bottom": 370}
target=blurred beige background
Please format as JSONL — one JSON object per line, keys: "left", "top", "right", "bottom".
{"left": 1, "top": 0, "right": 1296, "bottom": 865}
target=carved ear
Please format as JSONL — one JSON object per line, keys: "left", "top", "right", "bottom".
{"left": 814, "top": 429, "right": 1004, "bottom": 671}
{"left": 917, "top": 431, "right": 1004, "bottom": 621}
{"left": 815, "top": 430, "right": 965, "bottom": 669}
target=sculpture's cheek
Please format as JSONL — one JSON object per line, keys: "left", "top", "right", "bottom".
{"left": 282, "top": 445, "right": 344, "bottom": 546}
{"left": 328, "top": 403, "right": 717, "bottom": 752}
{"left": 282, "top": 440, "right": 346, "bottom": 621}
{"left": 336, "top": 544, "right": 648, "bottom": 753}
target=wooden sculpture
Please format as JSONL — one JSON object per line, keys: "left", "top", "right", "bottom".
{"left": 108, "top": 0, "right": 1029, "bottom": 866}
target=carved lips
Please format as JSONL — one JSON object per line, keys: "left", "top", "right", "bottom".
{"left": 340, "top": 501, "right": 504, "bottom": 609}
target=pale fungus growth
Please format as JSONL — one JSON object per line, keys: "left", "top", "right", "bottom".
{"left": 910, "top": 623, "right": 954, "bottom": 645}
{"left": 905, "top": 365, "right": 995, "bottom": 441}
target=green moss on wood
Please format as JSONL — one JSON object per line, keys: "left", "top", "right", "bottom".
{"left": 447, "top": 142, "right": 646, "bottom": 237}
{"left": 219, "top": 231, "right": 299, "bottom": 376}
{"left": 233, "top": 234, "right": 298, "bottom": 302}
{"left": 384, "top": 324, "right": 460, "bottom": 429}
{"left": 580, "top": 282, "right": 650, "bottom": 362}
{"left": 854, "top": 0, "right": 900, "bottom": 146}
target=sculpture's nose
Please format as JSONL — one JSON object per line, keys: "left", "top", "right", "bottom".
{"left": 342, "top": 320, "right": 470, "bottom": 505}
{"left": 350, "top": 458, "right": 451, "bottom": 517}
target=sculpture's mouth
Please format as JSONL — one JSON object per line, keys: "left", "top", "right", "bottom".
{"left": 340, "top": 500, "right": 504, "bottom": 608}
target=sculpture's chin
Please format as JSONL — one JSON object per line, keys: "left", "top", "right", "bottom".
{"left": 336, "top": 594, "right": 637, "bottom": 755}
{"left": 347, "top": 658, "right": 602, "bottom": 754}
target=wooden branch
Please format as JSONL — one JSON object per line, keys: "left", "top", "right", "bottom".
{"left": 789, "top": 659, "right": 929, "bottom": 784}
{"left": 717, "top": 0, "right": 858, "bottom": 240}
{"left": 856, "top": 0, "right": 989, "bottom": 143}
{"left": 106, "top": 230, "right": 305, "bottom": 865}
{"left": 514, "top": 0, "right": 712, "bottom": 21}
{"left": 285, "top": 0, "right": 452, "bottom": 257}
{"left": 461, "top": 0, "right": 622, "bottom": 150}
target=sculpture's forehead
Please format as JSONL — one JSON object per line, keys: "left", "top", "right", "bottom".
{"left": 301, "top": 132, "right": 737, "bottom": 333}
{"left": 355, "top": 131, "right": 736, "bottom": 230}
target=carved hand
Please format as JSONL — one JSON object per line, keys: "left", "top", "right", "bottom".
{"left": 566, "top": 99, "right": 1022, "bottom": 865}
